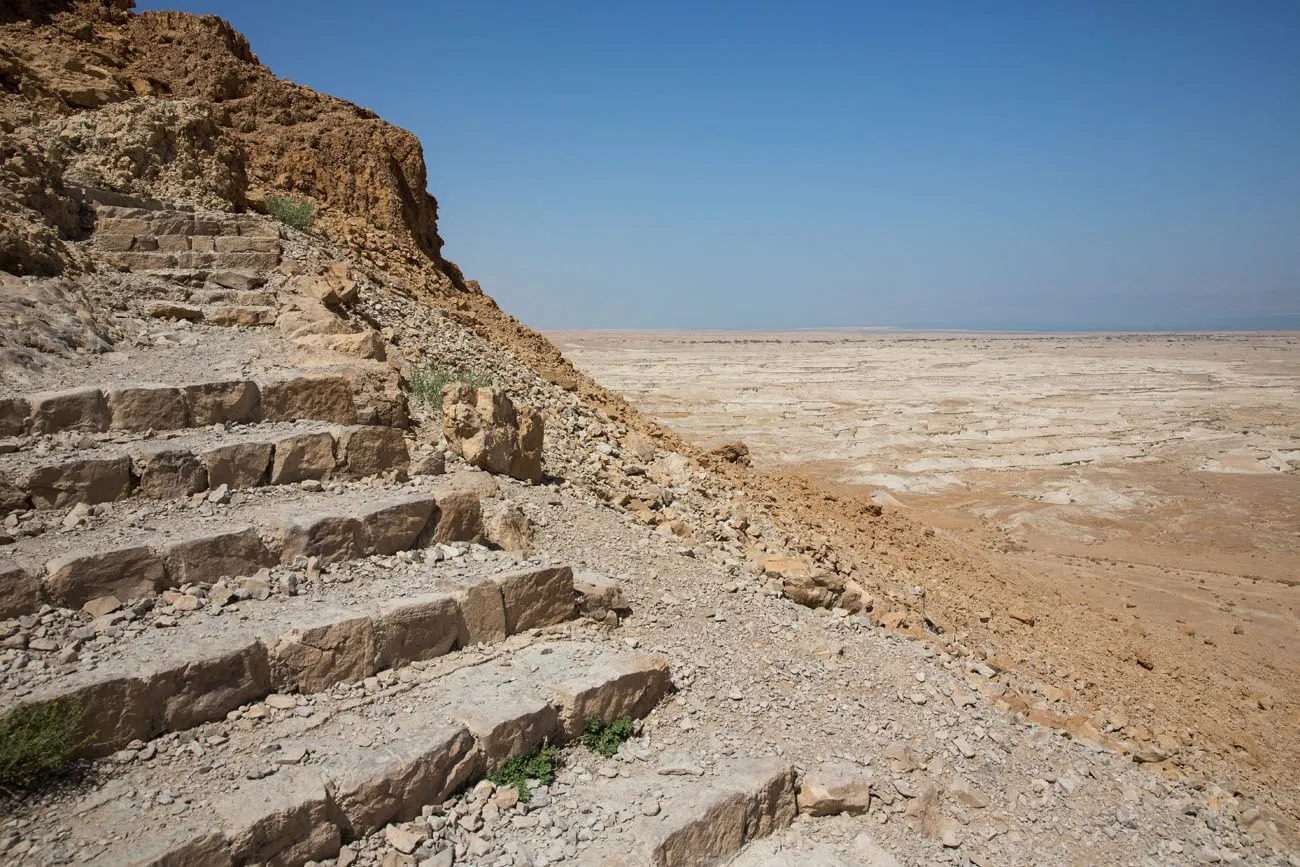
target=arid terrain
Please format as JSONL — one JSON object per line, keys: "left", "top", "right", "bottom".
{"left": 554, "top": 329, "right": 1300, "bottom": 805}
{"left": 3, "top": 2, "right": 1299, "bottom": 864}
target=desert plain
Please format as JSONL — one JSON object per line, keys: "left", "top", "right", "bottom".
{"left": 553, "top": 328, "right": 1300, "bottom": 810}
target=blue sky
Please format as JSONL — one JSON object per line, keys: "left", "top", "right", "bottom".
{"left": 139, "top": 1, "right": 1300, "bottom": 330}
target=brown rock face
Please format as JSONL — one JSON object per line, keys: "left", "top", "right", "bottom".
{"left": 442, "top": 385, "right": 544, "bottom": 483}
{"left": 0, "top": 1, "right": 465, "bottom": 290}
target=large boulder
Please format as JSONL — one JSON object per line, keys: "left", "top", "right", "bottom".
{"left": 441, "top": 385, "right": 543, "bottom": 483}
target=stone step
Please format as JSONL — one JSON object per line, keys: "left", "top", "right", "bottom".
{"left": 1, "top": 559, "right": 579, "bottom": 758}
{"left": 0, "top": 421, "right": 409, "bottom": 514}
{"left": 22, "top": 640, "right": 669, "bottom": 867}
{"left": 187, "top": 287, "right": 276, "bottom": 306}
{"left": 568, "top": 759, "right": 798, "bottom": 867}
{"left": 146, "top": 300, "right": 279, "bottom": 327}
{"left": 723, "top": 833, "right": 901, "bottom": 867}
{"left": 0, "top": 369, "right": 406, "bottom": 439}
{"left": 92, "top": 203, "right": 282, "bottom": 274}
{"left": 0, "top": 476, "right": 487, "bottom": 618}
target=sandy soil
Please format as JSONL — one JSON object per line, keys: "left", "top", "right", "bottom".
{"left": 551, "top": 328, "right": 1300, "bottom": 813}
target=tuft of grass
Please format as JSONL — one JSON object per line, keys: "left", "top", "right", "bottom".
{"left": 263, "top": 194, "right": 316, "bottom": 231}
{"left": 0, "top": 700, "right": 88, "bottom": 790}
{"left": 582, "top": 715, "right": 635, "bottom": 759}
{"left": 488, "top": 745, "right": 557, "bottom": 803}
{"left": 409, "top": 364, "right": 495, "bottom": 413}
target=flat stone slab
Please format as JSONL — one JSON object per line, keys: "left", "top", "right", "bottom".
{"left": 0, "top": 421, "right": 409, "bottom": 514}
{"left": 0, "top": 370, "right": 390, "bottom": 439}
{"left": 571, "top": 758, "right": 798, "bottom": 867}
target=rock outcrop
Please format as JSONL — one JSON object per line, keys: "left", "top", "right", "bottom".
{"left": 441, "top": 385, "right": 544, "bottom": 483}
{"left": 0, "top": 0, "right": 465, "bottom": 289}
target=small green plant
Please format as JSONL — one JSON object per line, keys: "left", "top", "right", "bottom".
{"left": 263, "top": 194, "right": 316, "bottom": 231}
{"left": 489, "top": 745, "right": 557, "bottom": 803}
{"left": 409, "top": 364, "right": 495, "bottom": 412}
{"left": 582, "top": 715, "right": 635, "bottom": 759}
{"left": 0, "top": 700, "right": 88, "bottom": 790}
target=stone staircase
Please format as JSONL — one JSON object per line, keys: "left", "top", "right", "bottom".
{"left": 21, "top": 636, "right": 672, "bottom": 866}
{"left": 0, "top": 198, "right": 829, "bottom": 867}
{"left": 93, "top": 203, "right": 281, "bottom": 274}
{"left": 1, "top": 418, "right": 409, "bottom": 512}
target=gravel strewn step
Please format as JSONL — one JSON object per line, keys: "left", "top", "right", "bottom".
{"left": 0, "top": 420, "right": 409, "bottom": 513}
{"left": 0, "top": 476, "right": 488, "bottom": 617}
{"left": 0, "top": 371, "right": 395, "bottom": 438}
{"left": 35, "top": 640, "right": 670, "bottom": 867}
{"left": 1, "top": 563, "right": 578, "bottom": 756}
{"left": 567, "top": 758, "right": 797, "bottom": 867}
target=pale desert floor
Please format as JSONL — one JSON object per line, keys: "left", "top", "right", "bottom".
{"left": 552, "top": 329, "right": 1300, "bottom": 791}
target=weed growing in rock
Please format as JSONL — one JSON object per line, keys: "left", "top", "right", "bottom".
{"left": 410, "top": 364, "right": 495, "bottom": 413}
{"left": 263, "top": 194, "right": 316, "bottom": 231}
{"left": 582, "top": 715, "right": 635, "bottom": 759}
{"left": 489, "top": 745, "right": 557, "bottom": 803}
{"left": 0, "top": 700, "right": 87, "bottom": 790}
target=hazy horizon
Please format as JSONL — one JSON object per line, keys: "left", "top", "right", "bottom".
{"left": 140, "top": 1, "right": 1300, "bottom": 332}
{"left": 548, "top": 320, "right": 1300, "bottom": 335}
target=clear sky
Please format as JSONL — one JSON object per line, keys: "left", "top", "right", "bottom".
{"left": 138, "top": 1, "right": 1300, "bottom": 330}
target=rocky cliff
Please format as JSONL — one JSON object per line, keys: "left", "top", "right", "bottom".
{"left": 1, "top": 0, "right": 461, "bottom": 288}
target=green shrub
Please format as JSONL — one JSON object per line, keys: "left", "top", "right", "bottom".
{"left": 488, "top": 745, "right": 557, "bottom": 803}
{"left": 582, "top": 715, "right": 635, "bottom": 759}
{"left": 409, "top": 364, "right": 495, "bottom": 412}
{"left": 0, "top": 700, "right": 88, "bottom": 789}
{"left": 263, "top": 194, "right": 316, "bottom": 231}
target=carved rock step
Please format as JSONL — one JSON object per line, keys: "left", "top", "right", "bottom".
{"left": 570, "top": 759, "right": 798, "bottom": 867}
{"left": 0, "top": 480, "right": 486, "bottom": 617}
{"left": 1, "top": 369, "right": 406, "bottom": 439}
{"left": 39, "top": 641, "right": 670, "bottom": 867}
{"left": 146, "top": 300, "right": 279, "bottom": 327}
{"left": 1, "top": 563, "right": 579, "bottom": 757}
{"left": 93, "top": 204, "right": 282, "bottom": 273}
{"left": 0, "top": 421, "right": 409, "bottom": 513}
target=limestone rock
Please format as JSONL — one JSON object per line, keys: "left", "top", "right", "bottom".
{"left": 272, "top": 615, "right": 376, "bottom": 693}
{"left": 0, "top": 561, "right": 40, "bottom": 619}
{"left": 706, "top": 440, "right": 752, "bottom": 467}
{"left": 482, "top": 501, "right": 535, "bottom": 554}
{"left": 442, "top": 385, "right": 543, "bottom": 483}
{"left": 201, "top": 441, "right": 272, "bottom": 488}
{"left": 574, "top": 571, "right": 628, "bottom": 622}
{"left": 45, "top": 545, "right": 165, "bottom": 608}
{"left": 129, "top": 444, "right": 208, "bottom": 498}
{"left": 183, "top": 380, "right": 260, "bottom": 425}
{"left": 270, "top": 431, "right": 336, "bottom": 484}
{"left": 105, "top": 384, "right": 188, "bottom": 431}
{"left": 761, "top": 555, "right": 844, "bottom": 609}
{"left": 493, "top": 565, "right": 575, "bottom": 634}
{"left": 162, "top": 527, "right": 275, "bottom": 586}
{"left": 797, "top": 762, "right": 873, "bottom": 816}
{"left": 24, "top": 456, "right": 132, "bottom": 508}
{"left": 294, "top": 330, "right": 386, "bottom": 361}
{"left": 27, "top": 387, "right": 110, "bottom": 434}
{"left": 430, "top": 488, "right": 484, "bottom": 545}
{"left": 259, "top": 375, "right": 356, "bottom": 424}
{"left": 335, "top": 425, "right": 408, "bottom": 478}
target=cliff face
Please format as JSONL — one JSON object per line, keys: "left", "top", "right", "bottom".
{"left": 0, "top": 0, "right": 463, "bottom": 288}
